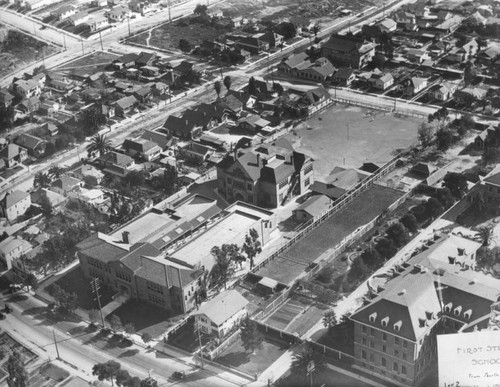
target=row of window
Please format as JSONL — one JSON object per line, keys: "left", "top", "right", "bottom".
{"left": 147, "top": 281, "right": 163, "bottom": 294}
{"left": 361, "top": 325, "right": 408, "bottom": 348}
{"left": 361, "top": 350, "right": 408, "bottom": 375}
{"left": 116, "top": 271, "right": 131, "bottom": 283}
{"left": 148, "top": 294, "right": 164, "bottom": 306}
{"left": 361, "top": 338, "right": 408, "bottom": 360}
{"left": 304, "top": 164, "right": 313, "bottom": 175}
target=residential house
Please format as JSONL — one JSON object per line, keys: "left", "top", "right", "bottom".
{"left": 42, "top": 122, "right": 59, "bottom": 136}
{"left": 107, "top": 5, "right": 131, "bottom": 22}
{"left": 475, "top": 170, "right": 500, "bottom": 209}
{"left": 0, "top": 237, "right": 32, "bottom": 270}
{"left": 17, "top": 96, "right": 40, "bottom": 115}
{"left": 101, "top": 105, "right": 115, "bottom": 120}
{"left": 404, "top": 77, "right": 428, "bottom": 96}
{"left": 77, "top": 234, "right": 204, "bottom": 313}
{"left": 129, "top": 0, "right": 155, "bottom": 15}
{"left": 0, "top": 190, "right": 31, "bottom": 221}
{"left": 0, "top": 144, "right": 28, "bottom": 168}
{"left": 332, "top": 67, "right": 356, "bottom": 86}
{"left": 194, "top": 290, "right": 249, "bottom": 338}
{"left": 369, "top": 73, "right": 394, "bottom": 90}
{"left": 322, "top": 34, "right": 375, "bottom": 69}
{"left": 238, "top": 114, "right": 270, "bottom": 134}
{"left": 164, "top": 115, "right": 199, "bottom": 140}
{"left": 135, "top": 51, "right": 156, "bottom": 67}
{"left": 151, "top": 82, "right": 169, "bottom": 97}
{"left": 50, "top": 175, "right": 83, "bottom": 196}
{"left": 97, "top": 151, "right": 135, "bottom": 177}
{"left": 429, "top": 82, "right": 457, "bottom": 102}
{"left": 182, "top": 107, "right": 219, "bottom": 131}
{"left": 86, "top": 16, "right": 109, "bottom": 31}
{"left": 114, "top": 95, "right": 138, "bottom": 117}
{"left": 71, "top": 164, "right": 105, "bottom": 186}
{"left": 140, "top": 66, "right": 160, "bottom": 78}
{"left": 254, "top": 31, "right": 284, "bottom": 48}
{"left": 180, "top": 142, "right": 213, "bottom": 164}
{"left": 446, "top": 40, "right": 478, "bottom": 63}
{"left": 140, "top": 129, "right": 171, "bottom": 150}
{"left": 454, "top": 87, "right": 488, "bottom": 105}
{"left": 14, "top": 133, "right": 46, "bottom": 158}
{"left": 377, "top": 18, "right": 397, "bottom": 33}
{"left": 39, "top": 100, "right": 60, "bottom": 116}
{"left": 69, "top": 11, "right": 89, "bottom": 26}
{"left": 427, "top": 41, "right": 449, "bottom": 57}
{"left": 11, "top": 79, "right": 40, "bottom": 98}
{"left": 45, "top": 71, "right": 70, "bottom": 89}
{"left": 91, "top": 0, "right": 108, "bottom": 7}
{"left": 294, "top": 86, "right": 333, "bottom": 115}
{"left": 234, "top": 36, "right": 269, "bottom": 55}
{"left": 393, "top": 10, "right": 416, "bottom": 28}
{"left": 406, "top": 49, "right": 430, "bottom": 64}
{"left": 122, "top": 138, "right": 161, "bottom": 161}
{"left": 112, "top": 53, "right": 138, "bottom": 70}
{"left": 51, "top": 4, "right": 76, "bottom": 20}
{"left": 278, "top": 54, "right": 336, "bottom": 82}
{"left": 477, "top": 46, "right": 500, "bottom": 65}
{"left": 217, "top": 139, "right": 314, "bottom": 208}
{"left": 293, "top": 194, "right": 333, "bottom": 222}
{"left": 0, "top": 89, "right": 14, "bottom": 109}
{"left": 133, "top": 85, "right": 152, "bottom": 102}
{"left": 289, "top": 16, "right": 313, "bottom": 34}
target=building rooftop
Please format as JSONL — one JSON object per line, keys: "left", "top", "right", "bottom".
{"left": 195, "top": 290, "right": 249, "bottom": 326}
{"left": 1, "top": 190, "right": 30, "bottom": 209}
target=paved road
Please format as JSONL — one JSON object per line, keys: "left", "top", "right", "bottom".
{"left": 0, "top": 290, "right": 248, "bottom": 386}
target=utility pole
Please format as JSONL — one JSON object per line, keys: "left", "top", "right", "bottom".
{"left": 52, "top": 330, "right": 61, "bottom": 360}
{"left": 196, "top": 322, "right": 204, "bottom": 369}
{"left": 168, "top": 0, "right": 171, "bottom": 22}
{"left": 81, "top": 40, "right": 85, "bottom": 55}
{"left": 63, "top": 33, "right": 66, "bottom": 50}
{"left": 90, "top": 277, "right": 106, "bottom": 328}
{"left": 99, "top": 31, "right": 103, "bottom": 51}
{"left": 127, "top": 17, "right": 131, "bottom": 36}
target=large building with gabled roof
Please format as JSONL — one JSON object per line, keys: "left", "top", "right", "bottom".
{"left": 216, "top": 139, "right": 314, "bottom": 208}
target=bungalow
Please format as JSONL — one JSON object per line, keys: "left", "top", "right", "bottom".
{"left": 446, "top": 40, "right": 478, "bottom": 63}
{"left": 234, "top": 36, "right": 269, "bottom": 54}
{"left": 474, "top": 126, "right": 497, "bottom": 149}
{"left": 45, "top": 71, "right": 69, "bottom": 87}
{"left": 406, "top": 48, "right": 430, "bottom": 64}
{"left": 51, "top": 5, "right": 76, "bottom": 20}
{"left": 237, "top": 114, "right": 270, "bottom": 133}
{"left": 394, "top": 10, "right": 416, "bottom": 27}
{"left": 430, "top": 82, "right": 457, "bottom": 101}
{"left": 0, "top": 144, "right": 28, "bottom": 168}
{"left": 18, "top": 96, "right": 40, "bottom": 114}
{"left": 477, "top": 46, "right": 500, "bottom": 65}
{"left": 140, "top": 129, "right": 171, "bottom": 149}
{"left": 454, "top": 87, "right": 488, "bottom": 104}
{"left": 135, "top": 51, "right": 156, "bottom": 67}
{"left": 71, "top": 164, "right": 105, "bottom": 186}
{"left": 0, "top": 89, "right": 14, "bottom": 109}
{"left": 11, "top": 79, "right": 40, "bottom": 98}
{"left": 133, "top": 86, "right": 152, "bottom": 102}
{"left": 331, "top": 67, "right": 355, "bottom": 86}
{"left": 368, "top": 72, "right": 394, "bottom": 90}
{"left": 0, "top": 190, "right": 31, "bottom": 221}
{"left": 129, "top": 0, "right": 155, "bottom": 15}
{"left": 194, "top": 290, "right": 249, "bottom": 338}
{"left": 180, "top": 142, "right": 213, "bottom": 164}
{"left": 163, "top": 115, "right": 200, "bottom": 140}
{"left": 86, "top": 16, "right": 109, "bottom": 31}
{"left": 97, "top": 151, "right": 135, "bottom": 177}
{"left": 122, "top": 138, "right": 161, "bottom": 161}
{"left": 293, "top": 194, "right": 333, "bottom": 222}
{"left": 112, "top": 53, "right": 138, "bottom": 70}
{"left": 404, "top": 77, "right": 428, "bottom": 96}
{"left": 69, "top": 11, "right": 89, "bottom": 26}
{"left": 254, "top": 31, "right": 284, "bottom": 48}
{"left": 14, "top": 133, "right": 46, "bottom": 158}
{"left": 183, "top": 107, "right": 218, "bottom": 131}
{"left": 114, "top": 95, "right": 138, "bottom": 117}
{"left": 107, "top": 5, "right": 131, "bottom": 22}
{"left": 377, "top": 18, "right": 397, "bottom": 33}
{"left": 50, "top": 175, "right": 83, "bottom": 196}
{"left": 115, "top": 81, "right": 133, "bottom": 93}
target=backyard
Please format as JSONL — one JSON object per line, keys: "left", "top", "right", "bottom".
{"left": 29, "top": 363, "right": 70, "bottom": 387}
{"left": 285, "top": 104, "right": 421, "bottom": 181}
{"left": 55, "top": 51, "right": 119, "bottom": 78}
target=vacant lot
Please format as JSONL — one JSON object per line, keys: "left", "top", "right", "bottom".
{"left": 0, "top": 25, "right": 59, "bottom": 78}
{"left": 285, "top": 104, "right": 420, "bottom": 181}
{"left": 256, "top": 185, "right": 404, "bottom": 284}
{"left": 56, "top": 51, "right": 119, "bottom": 78}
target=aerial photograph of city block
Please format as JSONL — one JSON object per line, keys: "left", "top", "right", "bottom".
{"left": 0, "top": 0, "right": 500, "bottom": 385}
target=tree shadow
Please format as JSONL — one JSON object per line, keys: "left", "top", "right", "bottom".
{"left": 118, "top": 349, "right": 140, "bottom": 357}
{"left": 216, "top": 351, "right": 250, "bottom": 368}
{"left": 22, "top": 306, "right": 47, "bottom": 319}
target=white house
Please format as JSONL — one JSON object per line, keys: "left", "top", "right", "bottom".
{"left": 194, "top": 290, "right": 249, "bottom": 338}
{"left": 369, "top": 72, "right": 394, "bottom": 90}
{"left": 0, "top": 190, "right": 31, "bottom": 221}
{"left": 0, "top": 237, "right": 32, "bottom": 270}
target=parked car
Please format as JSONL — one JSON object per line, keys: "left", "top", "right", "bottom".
{"left": 0, "top": 313, "right": 5, "bottom": 320}
{"left": 172, "top": 371, "right": 185, "bottom": 380}
{"left": 4, "top": 304, "right": 12, "bottom": 313}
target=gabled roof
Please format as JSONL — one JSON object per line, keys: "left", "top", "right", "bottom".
{"left": 14, "top": 133, "right": 45, "bottom": 151}
{"left": 123, "top": 138, "right": 158, "bottom": 153}
{"left": 135, "top": 51, "right": 156, "bottom": 66}
{"left": 323, "top": 34, "right": 368, "bottom": 53}
{"left": 378, "top": 18, "right": 397, "bottom": 30}
{"left": 1, "top": 190, "right": 30, "bottom": 209}
{"left": 194, "top": 290, "right": 249, "bottom": 326}
{"left": 281, "top": 52, "right": 309, "bottom": 69}
{"left": 114, "top": 95, "right": 137, "bottom": 110}
{"left": 99, "top": 151, "right": 134, "bottom": 167}
{"left": 484, "top": 172, "right": 500, "bottom": 187}
{"left": 115, "top": 53, "right": 138, "bottom": 64}
{"left": 140, "top": 130, "right": 171, "bottom": 149}
{"left": 0, "top": 144, "right": 24, "bottom": 160}
{"left": 51, "top": 175, "right": 81, "bottom": 191}
{"left": 334, "top": 67, "right": 355, "bottom": 80}
{"left": 294, "top": 194, "right": 333, "bottom": 218}
{"left": 163, "top": 115, "right": 195, "bottom": 135}
{"left": 409, "top": 77, "right": 427, "bottom": 89}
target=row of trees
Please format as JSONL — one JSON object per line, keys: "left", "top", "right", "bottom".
{"left": 213, "top": 76, "right": 232, "bottom": 99}
{"left": 47, "top": 284, "right": 78, "bottom": 312}
{"left": 92, "top": 360, "right": 158, "bottom": 387}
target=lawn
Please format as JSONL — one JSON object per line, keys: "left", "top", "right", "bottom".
{"left": 216, "top": 337, "right": 287, "bottom": 376}
{"left": 48, "top": 266, "right": 115, "bottom": 310}
{"left": 285, "top": 304, "right": 325, "bottom": 337}
{"left": 167, "top": 318, "right": 211, "bottom": 353}
{"left": 55, "top": 51, "right": 119, "bottom": 78}
{"left": 256, "top": 185, "right": 404, "bottom": 284}
{"left": 310, "top": 321, "right": 354, "bottom": 356}
{"left": 0, "top": 332, "right": 38, "bottom": 365}
{"left": 109, "top": 299, "right": 172, "bottom": 338}
{"left": 285, "top": 104, "right": 420, "bottom": 181}
{"left": 29, "top": 363, "right": 70, "bottom": 387}
{"left": 265, "top": 298, "right": 306, "bottom": 330}
{"left": 277, "top": 365, "right": 373, "bottom": 387}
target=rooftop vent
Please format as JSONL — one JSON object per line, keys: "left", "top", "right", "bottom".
{"left": 398, "top": 289, "right": 407, "bottom": 296}
{"left": 457, "top": 248, "right": 465, "bottom": 256}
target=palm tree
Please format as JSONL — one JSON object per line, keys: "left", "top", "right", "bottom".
{"left": 223, "top": 75, "right": 232, "bottom": 92}
{"left": 48, "top": 165, "right": 64, "bottom": 180}
{"left": 476, "top": 227, "right": 495, "bottom": 246}
{"left": 291, "top": 345, "right": 325, "bottom": 385}
{"left": 322, "top": 310, "right": 337, "bottom": 330}
{"left": 33, "top": 171, "right": 51, "bottom": 189}
{"left": 214, "top": 80, "right": 222, "bottom": 99}
{"left": 311, "top": 25, "right": 320, "bottom": 38}
{"left": 87, "top": 133, "right": 111, "bottom": 158}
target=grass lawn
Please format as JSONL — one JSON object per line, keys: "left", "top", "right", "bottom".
{"left": 256, "top": 185, "right": 404, "bottom": 284}
{"left": 285, "top": 304, "right": 325, "bottom": 336}
{"left": 56, "top": 51, "right": 119, "bottom": 78}
{"left": 265, "top": 298, "right": 306, "bottom": 330}
{"left": 310, "top": 321, "right": 354, "bottom": 356}
{"left": 216, "top": 337, "right": 286, "bottom": 376}
{"left": 285, "top": 104, "right": 420, "bottom": 181}
{"left": 277, "top": 365, "right": 373, "bottom": 387}
{"left": 0, "top": 333, "right": 38, "bottom": 365}
{"left": 167, "top": 318, "right": 211, "bottom": 353}
{"left": 49, "top": 266, "right": 114, "bottom": 310}
{"left": 108, "top": 299, "right": 173, "bottom": 337}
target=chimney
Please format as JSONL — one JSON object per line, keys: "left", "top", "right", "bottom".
{"left": 448, "top": 256, "right": 455, "bottom": 264}
{"left": 122, "top": 231, "right": 130, "bottom": 244}
{"left": 257, "top": 153, "right": 260, "bottom": 166}
{"left": 233, "top": 148, "right": 239, "bottom": 161}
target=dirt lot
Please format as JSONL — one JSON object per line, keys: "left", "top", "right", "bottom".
{"left": 0, "top": 24, "right": 60, "bottom": 78}
{"left": 55, "top": 51, "right": 120, "bottom": 77}
{"left": 284, "top": 104, "right": 421, "bottom": 181}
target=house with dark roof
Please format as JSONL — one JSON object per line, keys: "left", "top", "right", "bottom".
{"left": 368, "top": 72, "right": 394, "bottom": 90}
{"left": 135, "top": 51, "right": 156, "bottom": 67}
{"left": 253, "top": 31, "right": 284, "bottom": 48}
{"left": 122, "top": 138, "right": 162, "bottom": 161}
{"left": 217, "top": 139, "right": 314, "bottom": 207}
{"left": 140, "top": 129, "right": 172, "bottom": 150}
{"left": 112, "top": 53, "right": 138, "bottom": 70}
{"left": 403, "top": 77, "right": 428, "bottom": 96}
{"left": 237, "top": 114, "right": 270, "bottom": 133}
{"left": 14, "top": 133, "right": 46, "bottom": 158}
{"left": 322, "top": 34, "right": 375, "bottom": 69}
{"left": 11, "top": 79, "right": 41, "bottom": 98}
{"left": 0, "top": 190, "right": 31, "bottom": 221}
{"left": 17, "top": 96, "right": 40, "bottom": 114}
{"left": 332, "top": 67, "right": 355, "bottom": 86}
{"left": 293, "top": 194, "right": 333, "bottom": 222}
{"left": 278, "top": 54, "right": 336, "bottom": 82}
{"left": 114, "top": 95, "right": 138, "bottom": 117}
{"left": 49, "top": 175, "right": 83, "bottom": 196}
{"left": 0, "top": 89, "right": 14, "bottom": 109}
{"left": 180, "top": 142, "right": 213, "bottom": 164}
{"left": 71, "top": 164, "right": 105, "bottom": 186}
{"left": 0, "top": 144, "right": 28, "bottom": 168}
{"left": 77, "top": 234, "right": 203, "bottom": 313}
{"left": 106, "top": 5, "right": 132, "bottom": 22}
{"left": 51, "top": 4, "right": 76, "bottom": 20}
{"left": 97, "top": 151, "right": 135, "bottom": 177}
{"left": 234, "top": 36, "right": 269, "bottom": 54}
{"left": 194, "top": 290, "right": 249, "bottom": 337}
{"left": 163, "top": 115, "right": 200, "bottom": 140}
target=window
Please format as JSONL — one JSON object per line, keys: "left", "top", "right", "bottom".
{"left": 395, "top": 337, "right": 400, "bottom": 345}
{"left": 304, "top": 164, "right": 313, "bottom": 174}
{"left": 370, "top": 340, "right": 374, "bottom": 348}
{"left": 247, "top": 183, "right": 252, "bottom": 191}
{"left": 279, "top": 193, "right": 284, "bottom": 202}
{"left": 370, "top": 328, "right": 375, "bottom": 336}
{"left": 393, "top": 363, "right": 398, "bottom": 372}
{"left": 305, "top": 177, "right": 311, "bottom": 186}
{"left": 148, "top": 294, "right": 164, "bottom": 306}
{"left": 362, "top": 326, "right": 367, "bottom": 333}
{"left": 116, "top": 270, "right": 131, "bottom": 282}
{"left": 402, "top": 353, "right": 407, "bottom": 361}
{"left": 369, "top": 353, "right": 374, "bottom": 362}
{"left": 382, "top": 357, "right": 386, "bottom": 367}
{"left": 278, "top": 179, "right": 288, "bottom": 189}
{"left": 394, "top": 350, "right": 399, "bottom": 357}
{"left": 226, "top": 177, "right": 232, "bottom": 184}
{"left": 361, "top": 350, "right": 367, "bottom": 359}
{"left": 147, "top": 281, "right": 163, "bottom": 294}
{"left": 383, "top": 345, "right": 386, "bottom": 353}
{"left": 383, "top": 333, "right": 387, "bottom": 341}
{"left": 362, "top": 338, "right": 367, "bottom": 345}
{"left": 403, "top": 340, "right": 408, "bottom": 348}
{"left": 402, "top": 365, "right": 407, "bottom": 375}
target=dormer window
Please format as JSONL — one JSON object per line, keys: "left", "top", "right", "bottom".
{"left": 381, "top": 317, "right": 390, "bottom": 327}
{"left": 369, "top": 312, "right": 377, "bottom": 323}
{"left": 394, "top": 321, "right": 402, "bottom": 332}
{"left": 454, "top": 306, "right": 462, "bottom": 316}
{"left": 444, "top": 303, "right": 452, "bottom": 313}
{"left": 464, "top": 309, "right": 472, "bottom": 320}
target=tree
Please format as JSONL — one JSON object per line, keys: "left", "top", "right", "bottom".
{"left": 89, "top": 309, "right": 100, "bottom": 325}
{"left": 322, "top": 310, "right": 336, "bottom": 330}
{"left": 436, "top": 128, "right": 454, "bottom": 151}
{"left": 426, "top": 197, "right": 444, "bottom": 219}
{"left": 400, "top": 213, "right": 418, "bottom": 233}
{"left": 242, "top": 228, "right": 262, "bottom": 269}
{"left": 214, "top": 80, "right": 222, "bottom": 99}
{"left": 127, "top": 377, "right": 142, "bottom": 387}
{"left": 386, "top": 222, "right": 409, "bottom": 247}
{"left": 464, "top": 62, "right": 476, "bottom": 86}
{"left": 443, "top": 172, "right": 468, "bottom": 199}
{"left": 86, "top": 133, "right": 111, "bottom": 158}
{"left": 140, "top": 377, "right": 158, "bottom": 387}
{"left": 360, "top": 248, "right": 382, "bottom": 268}
{"left": 223, "top": 75, "right": 232, "bottom": 92}
{"left": 210, "top": 244, "right": 237, "bottom": 288}
{"left": 375, "top": 237, "right": 397, "bottom": 260}
{"left": 109, "top": 315, "right": 123, "bottom": 333}
{"left": 290, "top": 345, "right": 325, "bottom": 385}
{"left": 311, "top": 25, "right": 320, "bottom": 37}
{"left": 240, "top": 315, "right": 263, "bottom": 353}
{"left": 178, "top": 39, "right": 192, "bottom": 53}
{"left": 48, "top": 165, "right": 64, "bottom": 180}
{"left": 92, "top": 361, "right": 121, "bottom": 386}
{"left": 348, "top": 256, "right": 370, "bottom": 281}
{"left": 248, "top": 77, "right": 257, "bottom": 96}
{"left": 124, "top": 323, "right": 136, "bottom": 337}
{"left": 115, "top": 370, "right": 131, "bottom": 387}
{"left": 6, "top": 350, "right": 28, "bottom": 387}
{"left": 275, "top": 21, "right": 296, "bottom": 39}
{"left": 33, "top": 171, "right": 51, "bottom": 189}
{"left": 482, "top": 147, "right": 500, "bottom": 166}
{"left": 458, "top": 113, "right": 474, "bottom": 136}
{"left": 476, "top": 227, "right": 495, "bottom": 246}
{"left": 417, "top": 122, "right": 435, "bottom": 148}
{"left": 23, "top": 273, "right": 38, "bottom": 291}
{"left": 141, "top": 332, "right": 152, "bottom": 346}
{"left": 193, "top": 3, "right": 207, "bottom": 15}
